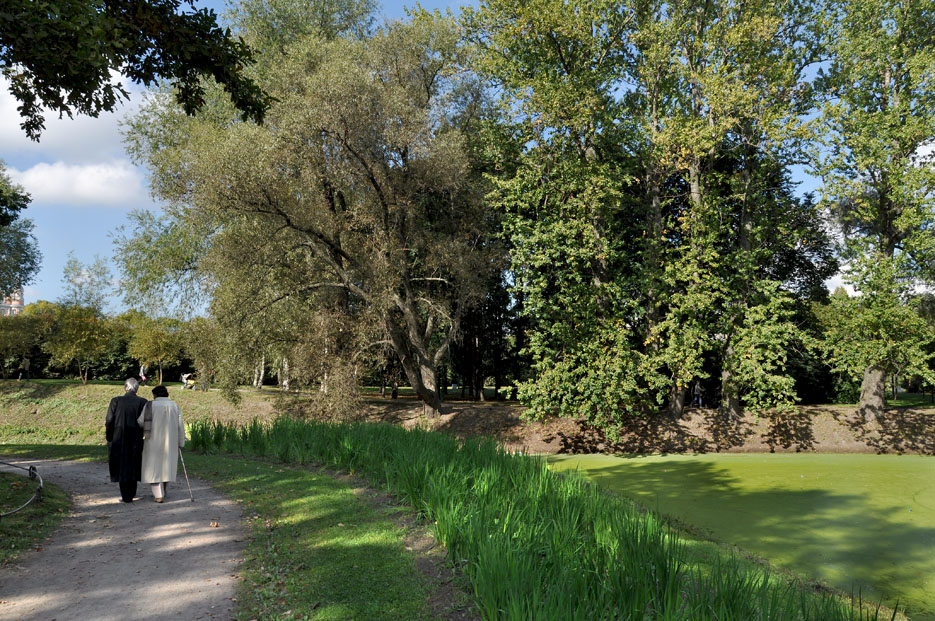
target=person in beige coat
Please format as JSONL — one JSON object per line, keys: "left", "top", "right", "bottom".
{"left": 137, "top": 385, "right": 186, "bottom": 503}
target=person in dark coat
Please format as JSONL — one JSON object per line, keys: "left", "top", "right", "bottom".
{"left": 105, "top": 378, "right": 148, "bottom": 502}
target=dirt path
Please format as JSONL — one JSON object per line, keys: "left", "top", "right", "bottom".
{"left": 0, "top": 459, "right": 245, "bottom": 620}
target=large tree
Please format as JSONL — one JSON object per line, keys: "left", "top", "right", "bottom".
{"left": 815, "top": 0, "right": 935, "bottom": 419}
{"left": 0, "top": 0, "right": 270, "bottom": 139}
{"left": 119, "top": 11, "right": 499, "bottom": 416}
{"left": 464, "top": 0, "right": 833, "bottom": 435}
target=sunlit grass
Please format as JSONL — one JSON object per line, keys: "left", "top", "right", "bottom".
{"left": 186, "top": 454, "right": 436, "bottom": 620}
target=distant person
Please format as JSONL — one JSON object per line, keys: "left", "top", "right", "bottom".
{"left": 105, "top": 378, "right": 147, "bottom": 503}
{"left": 138, "top": 385, "right": 186, "bottom": 503}
{"left": 18, "top": 356, "right": 29, "bottom": 381}
{"left": 691, "top": 381, "right": 704, "bottom": 408}
{"left": 139, "top": 363, "right": 148, "bottom": 385}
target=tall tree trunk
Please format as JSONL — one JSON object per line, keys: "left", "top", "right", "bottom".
{"left": 253, "top": 355, "right": 265, "bottom": 390}
{"left": 858, "top": 365, "right": 886, "bottom": 422}
{"left": 719, "top": 356, "right": 742, "bottom": 419}
{"left": 280, "top": 358, "right": 290, "bottom": 391}
{"left": 386, "top": 321, "right": 444, "bottom": 417}
{"left": 475, "top": 335, "right": 485, "bottom": 402}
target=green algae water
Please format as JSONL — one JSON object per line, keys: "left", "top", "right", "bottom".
{"left": 548, "top": 453, "right": 935, "bottom": 620}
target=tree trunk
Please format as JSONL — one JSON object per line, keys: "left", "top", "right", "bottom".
{"left": 476, "top": 334, "right": 486, "bottom": 402}
{"left": 282, "top": 358, "right": 290, "bottom": 391}
{"left": 720, "top": 347, "right": 742, "bottom": 419}
{"left": 413, "top": 361, "right": 442, "bottom": 416}
{"left": 667, "top": 383, "right": 688, "bottom": 418}
{"left": 858, "top": 365, "right": 886, "bottom": 422}
{"left": 253, "top": 355, "right": 265, "bottom": 390}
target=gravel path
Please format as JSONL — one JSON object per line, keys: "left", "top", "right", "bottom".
{"left": 0, "top": 459, "right": 245, "bottom": 620}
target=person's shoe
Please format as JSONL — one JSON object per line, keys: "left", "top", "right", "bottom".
{"left": 154, "top": 497, "right": 163, "bottom": 503}
{"left": 120, "top": 498, "right": 133, "bottom": 503}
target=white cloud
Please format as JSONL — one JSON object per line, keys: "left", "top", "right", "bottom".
{"left": 0, "top": 76, "right": 142, "bottom": 164}
{"left": 8, "top": 160, "right": 150, "bottom": 208}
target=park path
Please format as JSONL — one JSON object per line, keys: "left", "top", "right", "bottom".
{"left": 0, "top": 459, "right": 245, "bottom": 620}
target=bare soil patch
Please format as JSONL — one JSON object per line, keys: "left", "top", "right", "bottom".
{"left": 358, "top": 397, "right": 935, "bottom": 456}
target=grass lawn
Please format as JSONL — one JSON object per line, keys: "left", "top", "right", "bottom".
{"left": 549, "top": 453, "right": 935, "bottom": 620}
{"left": 0, "top": 469, "right": 70, "bottom": 565}
{"left": 0, "top": 445, "right": 451, "bottom": 620}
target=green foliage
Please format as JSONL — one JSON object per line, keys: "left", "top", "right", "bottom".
{"left": 466, "top": 0, "right": 835, "bottom": 428}
{"left": 0, "top": 0, "right": 270, "bottom": 139}
{"left": 40, "top": 306, "right": 112, "bottom": 384}
{"left": 0, "top": 218, "right": 41, "bottom": 297}
{"left": 0, "top": 314, "right": 33, "bottom": 379}
{"left": 189, "top": 416, "right": 887, "bottom": 620}
{"left": 812, "top": 0, "right": 935, "bottom": 414}
{"left": 0, "top": 162, "right": 29, "bottom": 226}
{"left": 120, "top": 9, "right": 500, "bottom": 414}
{"left": 818, "top": 257, "right": 935, "bottom": 391}
{"left": 126, "top": 315, "right": 184, "bottom": 384}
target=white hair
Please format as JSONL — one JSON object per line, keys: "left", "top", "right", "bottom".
{"left": 124, "top": 378, "right": 140, "bottom": 393}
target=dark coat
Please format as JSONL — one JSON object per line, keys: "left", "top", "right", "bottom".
{"left": 105, "top": 392, "right": 147, "bottom": 483}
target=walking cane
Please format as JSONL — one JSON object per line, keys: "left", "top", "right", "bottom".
{"left": 179, "top": 447, "right": 194, "bottom": 502}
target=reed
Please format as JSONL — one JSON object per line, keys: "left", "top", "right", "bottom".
{"left": 189, "top": 418, "right": 895, "bottom": 620}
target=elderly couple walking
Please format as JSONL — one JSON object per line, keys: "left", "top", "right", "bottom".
{"left": 105, "top": 378, "right": 186, "bottom": 503}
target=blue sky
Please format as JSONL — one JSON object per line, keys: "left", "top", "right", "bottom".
{"left": 1, "top": 1, "right": 470, "bottom": 311}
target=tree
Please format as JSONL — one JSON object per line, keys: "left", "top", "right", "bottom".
{"left": 0, "top": 0, "right": 270, "bottom": 139}
{"left": 0, "top": 161, "right": 29, "bottom": 225}
{"left": 815, "top": 0, "right": 935, "bottom": 419}
{"left": 0, "top": 163, "right": 42, "bottom": 295}
{"left": 0, "top": 217, "right": 41, "bottom": 297}
{"left": 0, "top": 313, "right": 33, "bottom": 378}
{"left": 818, "top": 259, "right": 935, "bottom": 417}
{"left": 181, "top": 316, "right": 222, "bottom": 390}
{"left": 464, "top": 0, "right": 833, "bottom": 435}
{"left": 60, "top": 253, "right": 112, "bottom": 313}
{"left": 42, "top": 305, "right": 112, "bottom": 383}
{"left": 119, "top": 10, "right": 499, "bottom": 416}
{"left": 127, "top": 315, "right": 184, "bottom": 384}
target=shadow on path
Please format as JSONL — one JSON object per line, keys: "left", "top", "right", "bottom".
{"left": 0, "top": 459, "right": 245, "bottom": 621}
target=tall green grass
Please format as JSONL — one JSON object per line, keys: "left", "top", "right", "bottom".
{"left": 190, "top": 418, "right": 895, "bottom": 620}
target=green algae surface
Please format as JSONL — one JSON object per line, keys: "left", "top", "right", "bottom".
{"left": 548, "top": 453, "right": 935, "bottom": 620}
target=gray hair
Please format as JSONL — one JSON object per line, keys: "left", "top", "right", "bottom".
{"left": 124, "top": 378, "right": 140, "bottom": 393}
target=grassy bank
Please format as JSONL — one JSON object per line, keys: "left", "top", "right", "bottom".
{"left": 0, "top": 380, "right": 276, "bottom": 444}
{"left": 189, "top": 417, "right": 898, "bottom": 620}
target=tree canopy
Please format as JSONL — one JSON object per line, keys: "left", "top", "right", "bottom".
{"left": 110, "top": 0, "right": 934, "bottom": 429}
{"left": 0, "top": 0, "right": 271, "bottom": 139}
{"left": 119, "top": 8, "right": 499, "bottom": 415}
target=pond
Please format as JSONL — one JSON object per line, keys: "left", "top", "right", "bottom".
{"left": 548, "top": 453, "right": 935, "bottom": 620}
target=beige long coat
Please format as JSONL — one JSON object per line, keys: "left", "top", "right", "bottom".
{"left": 137, "top": 397, "right": 186, "bottom": 484}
